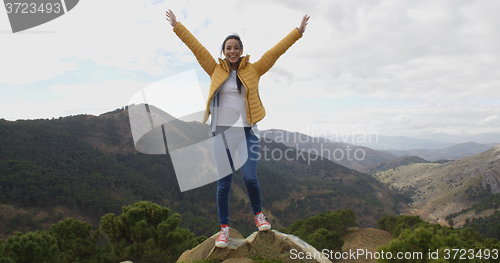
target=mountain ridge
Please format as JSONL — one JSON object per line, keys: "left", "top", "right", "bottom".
{"left": 388, "top": 141, "right": 498, "bottom": 161}
{"left": 262, "top": 128, "right": 399, "bottom": 173}
{"left": 0, "top": 106, "right": 405, "bottom": 238}
{"left": 373, "top": 143, "right": 500, "bottom": 226}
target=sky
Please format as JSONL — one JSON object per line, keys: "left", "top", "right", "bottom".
{"left": 1, "top": 0, "right": 499, "bottom": 139}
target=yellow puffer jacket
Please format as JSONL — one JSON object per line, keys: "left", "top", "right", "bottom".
{"left": 173, "top": 22, "right": 302, "bottom": 126}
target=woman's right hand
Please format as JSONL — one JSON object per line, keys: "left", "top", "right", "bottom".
{"left": 166, "top": 9, "right": 177, "bottom": 27}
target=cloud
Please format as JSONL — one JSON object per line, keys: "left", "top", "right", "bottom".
{"left": 2, "top": 0, "right": 500, "bottom": 138}
{"left": 394, "top": 114, "right": 412, "bottom": 124}
{"left": 1, "top": 80, "right": 149, "bottom": 120}
{"left": 279, "top": 0, "right": 500, "bottom": 102}
{"left": 477, "top": 115, "right": 500, "bottom": 126}
{"left": 263, "top": 101, "right": 500, "bottom": 137}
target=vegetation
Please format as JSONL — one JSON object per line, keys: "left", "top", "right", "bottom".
{"left": 0, "top": 110, "right": 412, "bottom": 261}
{"left": 376, "top": 214, "right": 423, "bottom": 237}
{"left": 280, "top": 209, "right": 358, "bottom": 251}
{"left": 100, "top": 201, "right": 203, "bottom": 262}
{"left": 446, "top": 193, "right": 500, "bottom": 221}
{"left": 0, "top": 201, "right": 201, "bottom": 263}
{"left": 445, "top": 193, "right": 500, "bottom": 240}
{"left": 250, "top": 256, "right": 283, "bottom": 263}
{"left": 0, "top": 114, "right": 402, "bottom": 238}
{"left": 0, "top": 218, "right": 102, "bottom": 262}
{"left": 432, "top": 159, "right": 452, "bottom": 164}
{"left": 463, "top": 210, "right": 500, "bottom": 240}
{"left": 377, "top": 215, "right": 500, "bottom": 262}
{"left": 0, "top": 117, "right": 220, "bottom": 236}
{"left": 0, "top": 202, "right": 367, "bottom": 262}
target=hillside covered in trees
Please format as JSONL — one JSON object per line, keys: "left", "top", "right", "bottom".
{"left": 0, "top": 108, "right": 407, "bottom": 239}
{"left": 2, "top": 108, "right": 500, "bottom": 262}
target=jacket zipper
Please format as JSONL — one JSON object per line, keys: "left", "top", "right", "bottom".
{"left": 209, "top": 63, "right": 231, "bottom": 135}
{"left": 213, "top": 60, "right": 232, "bottom": 103}
{"left": 237, "top": 72, "right": 253, "bottom": 126}
{"left": 256, "top": 90, "right": 263, "bottom": 107}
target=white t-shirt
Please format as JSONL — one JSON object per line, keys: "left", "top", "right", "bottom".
{"left": 217, "top": 69, "right": 250, "bottom": 127}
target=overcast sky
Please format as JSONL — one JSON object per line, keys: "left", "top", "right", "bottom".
{"left": 1, "top": 0, "right": 499, "bottom": 139}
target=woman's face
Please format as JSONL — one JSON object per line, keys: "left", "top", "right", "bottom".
{"left": 223, "top": 39, "right": 243, "bottom": 65}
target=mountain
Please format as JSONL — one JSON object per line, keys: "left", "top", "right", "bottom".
{"left": 324, "top": 133, "right": 500, "bottom": 151}
{"left": 418, "top": 133, "right": 500, "bottom": 144}
{"left": 372, "top": 144, "right": 500, "bottom": 226}
{"left": 319, "top": 134, "right": 455, "bottom": 151}
{"left": 0, "top": 106, "right": 406, "bottom": 239}
{"left": 361, "top": 156, "right": 430, "bottom": 174}
{"left": 262, "top": 129, "right": 399, "bottom": 173}
{"left": 388, "top": 141, "right": 498, "bottom": 161}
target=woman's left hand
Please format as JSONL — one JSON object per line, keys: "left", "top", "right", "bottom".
{"left": 166, "top": 9, "right": 177, "bottom": 27}
{"left": 298, "top": 15, "right": 310, "bottom": 34}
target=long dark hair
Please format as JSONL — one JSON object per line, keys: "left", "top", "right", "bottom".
{"left": 221, "top": 34, "right": 244, "bottom": 94}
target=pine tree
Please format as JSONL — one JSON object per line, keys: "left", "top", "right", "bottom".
{"left": 99, "top": 201, "right": 201, "bottom": 263}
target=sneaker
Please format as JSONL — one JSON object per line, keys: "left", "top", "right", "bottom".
{"left": 215, "top": 225, "right": 229, "bottom": 248}
{"left": 255, "top": 212, "right": 271, "bottom": 231}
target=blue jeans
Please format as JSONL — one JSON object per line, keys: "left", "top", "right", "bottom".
{"left": 213, "top": 126, "right": 261, "bottom": 226}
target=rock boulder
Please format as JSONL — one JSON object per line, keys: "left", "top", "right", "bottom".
{"left": 177, "top": 227, "right": 331, "bottom": 263}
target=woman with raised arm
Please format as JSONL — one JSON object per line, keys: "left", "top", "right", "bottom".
{"left": 166, "top": 9, "right": 309, "bottom": 248}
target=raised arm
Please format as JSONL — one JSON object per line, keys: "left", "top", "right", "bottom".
{"left": 166, "top": 9, "right": 217, "bottom": 76}
{"left": 253, "top": 15, "right": 310, "bottom": 76}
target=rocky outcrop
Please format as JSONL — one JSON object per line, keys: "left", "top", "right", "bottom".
{"left": 177, "top": 227, "right": 332, "bottom": 263}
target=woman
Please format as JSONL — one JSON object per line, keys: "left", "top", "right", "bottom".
{"left": 166, "top": 9, "right": 309, "bottom": 248}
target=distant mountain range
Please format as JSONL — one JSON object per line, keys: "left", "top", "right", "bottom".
{"left": 262, "top": 129, "right": 398, "bottom": 172}
{"left": 388, "top": 142, "right": 498, "bottom": 162}
{"left": 263, "top": 129, "right": 497, "bottom": 171}
{"left": 417, "top": 133, "right": 500, "bottom": 144}
{"left": 318, "top": 134, "right": 500, "bottom": 151}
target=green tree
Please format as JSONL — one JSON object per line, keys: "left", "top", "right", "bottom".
{"left": 0, "top": 231, "right": 61, "bottom": 263}
{"left": 280, "top": 208, "right": 358, "bottom": 253}
{"left": 339, "top": 209, "right": 359, "bottom": 230}
{"left": 100, "top": 201, "right": 201, "bottom": 263}
{"left": 49, "top": 218, "right": 102, "bottom": 262}
{"left": 306, "top": 228, "right": 344, "bottom": 251}
{"left": 376, "top": 214, "right": 423, "bottom": 237}
{"left": 283, "top": 209, "right": 356, "bottom": 240}
{"left": 376, "top": 215, "right": 396, "bottom": 232}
